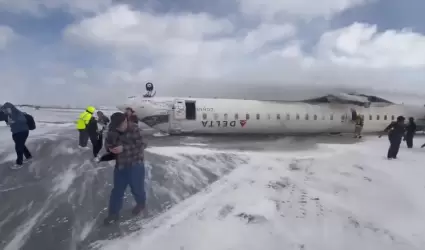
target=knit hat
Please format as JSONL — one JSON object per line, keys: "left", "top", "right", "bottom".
{"left": 109, "top": 112, "right": 126, "bottom": 130}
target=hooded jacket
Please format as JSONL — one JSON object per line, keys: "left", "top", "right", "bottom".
{"left": 0, "top": 102, "right": 29, "bottom": 134}
{"left": 76, "top": 106, "right": 96, "bottom": 130}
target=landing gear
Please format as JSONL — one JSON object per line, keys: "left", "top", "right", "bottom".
{"left": 143, "top": 82, "right": 156, "bottom": 98}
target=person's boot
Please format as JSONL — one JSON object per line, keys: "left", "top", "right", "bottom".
{"left": 103, "top": 214, "right": 119, "bottom": 225}
{"left": 132, "top": 204, "right": 145, "bottom": 216}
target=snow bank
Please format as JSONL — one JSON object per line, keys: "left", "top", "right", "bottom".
{"left": 96, "top": 137, "right": 425, "bottom": 250}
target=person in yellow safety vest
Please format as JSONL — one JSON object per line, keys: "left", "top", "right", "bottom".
{"left": 76, "top": 106, "right": 99, "bottom": 153}
{"left": 354, "top": 114, "right": 364, "bottom": 138}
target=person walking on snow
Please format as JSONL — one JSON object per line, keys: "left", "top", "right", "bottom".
{"left": 380, "top": 116, "right": 405, "bottom": 159}
{"left": 0, "top": 102, "right": 32, "bottom": 169}
{"left": 103, "top": 112, "right": 147, "bottom": 225}
{"left": 75, "top": 106, "right": 102, "bottom": 160}
{"left": 404, "top": 117, "right": 416, "bottom": 148}
{"left": 353, "top": 114, "right": 364, "bottom": 138}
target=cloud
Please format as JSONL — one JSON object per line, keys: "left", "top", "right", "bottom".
{"left": 316, "top": 22, "right": 425, "bottom": 68}
{"left": 0, "top": 0, "right": 113, "bottom": 16}
{"left": 0, "top": 25, "right": 17, "bottom": 50}
{"left": 237, "top": 0, "right": 370, "bottom": 20}
{"left": 1, "top": 1, "right": 425, "bottom": 105}
{"left": 62, "top": 4, "right": 425, "bottom": 99}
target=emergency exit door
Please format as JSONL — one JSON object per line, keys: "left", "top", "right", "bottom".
{"left": 173, "top": 99, "right": 186, "bottom": 120}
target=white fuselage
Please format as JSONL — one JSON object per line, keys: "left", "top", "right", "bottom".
{"left": 118, "top": 96, "right": 425, "bottom": 135}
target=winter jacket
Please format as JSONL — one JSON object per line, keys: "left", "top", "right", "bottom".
{"left": 106, "top": 121, "right": 146, "bottom": 169}
{"left": 405, "top": 121, "right": 417, "bottom": 136}
{"left": 0, "top": 102, "right": 29, "bottom": 134}
{"left": 384, "top": 121, "right": 405, "bottom": 140}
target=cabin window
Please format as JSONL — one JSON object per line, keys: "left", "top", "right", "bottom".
{"left": 321, "top": 115, "right": 325, "bottom": 120}
{"left": 246, "top": 114, "right": 250, "bottom": 120}
{"left": 376, "top": 115, "right": 380, "bottom": 120}
{"left": 202, "top": 113, "right": 207, "bottom": 120}
{"left": 296, "top": 114, "right": 300, "bottom": 120}
{"left": 213, "top": 113, "right": 219, "bottom": 120}
{"left": 277, "top": 114, "right": 281, "bottom": 120}
{"left": 384, "top": 115, "right": 387, "bottom": 120}
{"left": 267, "top": 114, "right": 271, "bottom": 120}
{"left": 224, "top": 113, "right": 228, "bottom": 120}
{"left": 341, "top": 114, "right": 345, "bottom": 121}
{"left": 330, "top": 114, "right": 334, "bottom": 120}
{"left": 305, "top": 114, "right": 309, "bottom": 120}
{"left": 256, "top": 114, "right": 260, "bottom": 120}
{"left": 286, "top": 114, "right": 290, "bottom": 120}
{"left": 313, "top": 114, "right": 317, "bottom": 120}
{"left": 235, "top": 113, "right": 239, "bottom": 120}
{"left": 369, "top": 114, "right": 373, "bottom": 120}
{"left": 391, "top": 115, "right": 395, "bottom": 121}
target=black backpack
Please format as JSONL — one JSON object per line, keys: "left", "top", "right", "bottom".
{"left": 24, "top": 113, "right": 36, "bottom": 130}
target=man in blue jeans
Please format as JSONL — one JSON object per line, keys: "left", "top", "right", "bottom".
{"left": 103, "top": 112, "right": 147, "bottom": 225}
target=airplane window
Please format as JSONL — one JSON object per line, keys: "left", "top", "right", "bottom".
{"left": 314, "top": 114, "right": 317, "bottom": 120}
{"left": 286, "top": 114, "right": 290, "bottom": 120}
{"left": 202, "top": 113, "right": 207, "bottom": 120}
{"left": 267, "top": 114, "right": 271, "bottom": 120}
{"left": 235, "top": 113, "right": 239, "bottom": 119}
{"left": 369, "top": 114, "right": 372, "bottom": 120}
{"left": 246, "top": 114, "right": 250, "bottom": 120}
{"left": 224, "top": 113, "right": 228, "bottom": 120}
{"left": 256, "top": 114, "right": 260, "bottom": 120}
{"left": 330, "top": 114, "right": 334, "bottom": 120}
{"left": 376, "top": 115, "right": 380, "bottom": 120}
{"left": 296, "top": 114, "right": 300, "bottom": 120}
{"left": 305, "top": 114, "right": 309, "bottom": 120}
{"left": 321, "top": 115, "right": 325, "bottom": 120}
{"left": 391, "top": 115, "right": 395, "bottom": 120}
{"left": 214, "top": 113, "right": 219, "bottom": 120}
{"left": 341, "top": 114, "right": 345, "bottom": 121}
{"left": 384, "top": 115, "right": 387, "bottom": 120}
{"left": 277, "top": 114, "right": 281, "bottom": 120}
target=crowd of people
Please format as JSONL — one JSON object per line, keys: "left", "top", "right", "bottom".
{"left": 0, "top": 102, "right": 423, "bottom": 225}
{"left": 74, "top": 106, "right": 145, "bottom": 225}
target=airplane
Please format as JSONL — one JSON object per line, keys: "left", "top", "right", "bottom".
{"left": 117, "top": 83, "right": 425, "bottom": 135}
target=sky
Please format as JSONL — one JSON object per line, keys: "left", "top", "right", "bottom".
{"left": 0, "top": 0, "right": 425, "bottom": 106}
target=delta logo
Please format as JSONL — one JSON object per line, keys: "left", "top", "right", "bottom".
{"left": 239, "top": 120, "right": 247, "bottom": 127}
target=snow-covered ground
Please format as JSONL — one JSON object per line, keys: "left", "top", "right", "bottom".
{"left": 1, "top": 107, "right": 425, "bottom": 250}
{"left": 94, "top": 138, "right": 425, "bottom": 250}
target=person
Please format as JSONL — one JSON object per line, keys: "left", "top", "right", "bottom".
{"left": 97, "top": 112, "right": 117, "bottom": 162}
{"left": 125, "top": 107, "right": 139, "bottom": 124}
{"left": 404, "top": 117, "right": 416, "bottom": 148}
{"left": 97, "top": 111, "right": 110, "bottom": 131}
{"left": 76, "top": 106, "right": 101, "bottom": 159}
{"left": 380, "top": 116, "right": 405, "bottom": 160}
{"left": 93, "top": 111, "right": 110, "bottom": 159}
{"left": 103, "top": 112, "right": 147, "bottom": 225}
{"left": 353, "top": 114, "right": 364, "bottom": 138}
{"left": 0, "top": 102, "right": 32, "bottom": 169}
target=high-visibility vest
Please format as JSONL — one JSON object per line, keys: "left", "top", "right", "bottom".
{"left": 76, "top": 111, "right": 93, "bottom": 130}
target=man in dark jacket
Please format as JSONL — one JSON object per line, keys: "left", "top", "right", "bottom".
{"left": 103, "top": 112, "right": 147, "bottom": 225}
{"left": 381, "top": 116, "right": 405, "bottom": 159}
{"left": 0, "top": 102, "right": 32, "bottom": 169}
{"left": 404, "top": 117, "right": 416, "bottom": 148}
{"left": 84, "top": 115, "right": 102, "bottom": 160}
